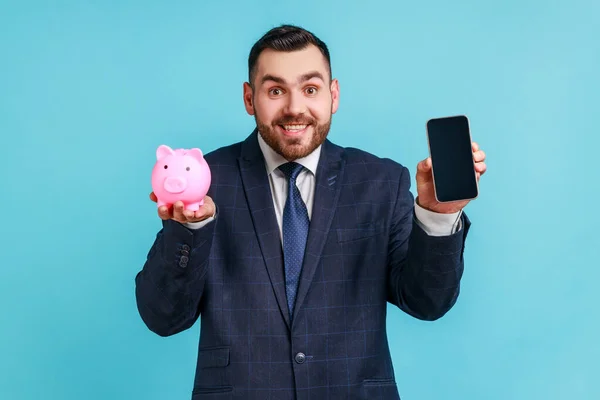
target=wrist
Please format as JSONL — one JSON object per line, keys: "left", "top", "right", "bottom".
{"left": 415, "top": 196, "right": 461, "bottom": 214}
{"left": 415, "top": 196, "right": 435, "bottom": 212}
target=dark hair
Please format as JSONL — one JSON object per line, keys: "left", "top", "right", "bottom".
{"left": 247, "top": 24, "right": 331, "bottom": 87}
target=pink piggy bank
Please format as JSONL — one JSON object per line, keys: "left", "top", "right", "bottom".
{"left": 151, "top": 144, "right": 211, "bottom": 211}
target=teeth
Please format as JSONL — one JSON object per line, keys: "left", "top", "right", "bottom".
{"left": 282, "top": 124, "right": 307, "bottom": 131}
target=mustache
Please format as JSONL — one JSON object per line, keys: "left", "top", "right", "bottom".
{"left": 274, "top": 116, "right": 315, "bottom": 125}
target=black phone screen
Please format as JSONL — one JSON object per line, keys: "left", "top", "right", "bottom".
{"left": 426, "top": 115, "right": 478, "bottom": 202}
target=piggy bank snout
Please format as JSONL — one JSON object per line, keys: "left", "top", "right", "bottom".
{"left": 163, "top": 176, "right": 188, "bottom": 194}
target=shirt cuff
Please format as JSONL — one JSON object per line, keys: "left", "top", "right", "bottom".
{"left": 413, "top": 200, "right": 462, "bottom": 236}
{"left": 184, "top": 216, "right": 215, "bottom": 230}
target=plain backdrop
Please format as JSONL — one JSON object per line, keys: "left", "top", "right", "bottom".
{"left": 1, "top": 0, "right": 599, "bottom": 399}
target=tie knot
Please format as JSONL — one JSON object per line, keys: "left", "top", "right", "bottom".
{"left": 278, "top": 162, "right": 304, "bottom": 181}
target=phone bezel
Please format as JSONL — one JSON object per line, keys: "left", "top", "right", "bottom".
{"left": 425, "top": 114, "right": 479, "bottom": 203}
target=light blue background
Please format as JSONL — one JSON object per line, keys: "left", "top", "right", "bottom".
{"left": 1, "top": 0, "right": 598, "bottom": 399}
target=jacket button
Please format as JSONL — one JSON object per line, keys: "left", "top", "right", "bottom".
{"left": 179, "top": 255, "right": 189, "bottom": 268}
{"left": 294, "top": 352, "right": 306, "bottom": 364}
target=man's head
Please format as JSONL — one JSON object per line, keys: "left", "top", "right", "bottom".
{"left": 243, "top": 25, "right": 339, "bottom": 161}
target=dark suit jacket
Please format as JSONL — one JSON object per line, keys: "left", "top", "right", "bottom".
{"left": 135, "top": 130, "right": 471, "bottom": 399}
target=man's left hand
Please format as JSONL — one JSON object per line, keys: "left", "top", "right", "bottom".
{"left": 415, "top": 141, "right": 487, "bottom": 214}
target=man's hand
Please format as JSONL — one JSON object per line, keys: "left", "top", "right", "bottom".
{"left": 149, "top": 192, "right": 216, "bottom": 223}
{"left": 415, "top": 141, "right": 487, "bottom": 214}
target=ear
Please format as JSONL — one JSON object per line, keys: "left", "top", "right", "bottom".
{"left": 330, "top": 78, "right": 340, "bottom": 114}
{"left": 243, "top": 82, "right": 255, "bottom": 115}
{"left": 156, "top": 145, "right": 174, "bottom": 160}
{"left": 187, "top": 148, "right": 204, "bottom": 163}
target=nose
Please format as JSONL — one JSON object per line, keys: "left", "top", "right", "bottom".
{"left": 284, "top": 90, "right": 307, "bottom": 115}
{"left": 164, "top": 176, "right": 188, "bottom": 194}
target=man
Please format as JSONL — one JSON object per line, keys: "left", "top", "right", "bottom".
{"left": 135, "top": 24, "right": 487, "bottom": 399}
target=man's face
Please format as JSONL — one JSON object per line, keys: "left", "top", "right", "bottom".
{"left": 243, "top": 44, "right": 340, "bottom": 160}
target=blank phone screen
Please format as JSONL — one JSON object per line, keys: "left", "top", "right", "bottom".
{"left": 426, "top": 115, "right": 478, "bottom": 202}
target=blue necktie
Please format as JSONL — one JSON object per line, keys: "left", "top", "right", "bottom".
{"left": 278, "top": 162, "right": 310, "bottom": 318}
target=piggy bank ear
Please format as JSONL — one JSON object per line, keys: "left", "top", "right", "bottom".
{"left": 156, "top": 145, "right": 174, "bottom": 160}
{"left": 187, "top": 148, "right": 204, "bottom": 163}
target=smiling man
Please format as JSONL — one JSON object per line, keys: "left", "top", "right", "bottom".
{"left": 245, "top": 41, "right": 337, "bottom": 161}
{"left": 135, "top": 24, "right": 487, "bottom": 400}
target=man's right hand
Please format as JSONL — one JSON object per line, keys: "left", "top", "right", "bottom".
{"left": 150, "top": 192, "right": 216, "bottom": 223}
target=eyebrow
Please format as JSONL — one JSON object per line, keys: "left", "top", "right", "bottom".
{"left": 260, "top": 71, "right": 325, "bottom": 86}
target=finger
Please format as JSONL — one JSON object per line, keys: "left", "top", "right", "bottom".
{"left": 417, "top": 157, "right": 432, "bottom": 172}
{"left": 157, "top": 205, "right": 171, "bottom": 220}
{"left": 177, "top": 197, "right": 215, "bottom": 222}
{"left": 149, "top": 192, "right": 157, "bottom": 202}
{"left": 182, "top": 209, "right": 195, "bottom": 220}
{"left": 473, "top": 150, "right": 485, "bottom": 163}
{"left": 200, "top": 201, "right": 215, "bottom": 219}
{"left": 189, "top": 203, "right": 210, "bottom": 221}
{"left": 172, "top": 201, "right": 185, "bottom": 221}
{"left": 475, "top": 161, "right": 487, "bottom": 173}
{"left": 192, "top": 207, "right": 207, "bottom": 220}
{"left": 472, "top": 142, "right": 479, "bottom": 152}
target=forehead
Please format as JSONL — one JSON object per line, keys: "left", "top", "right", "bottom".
{"left": 255, "top": 45, "right": 329, "bottom": 84}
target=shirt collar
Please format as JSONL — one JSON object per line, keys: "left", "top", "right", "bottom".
{"left": 257, "top": 132, "right": 321, "bottom": 176}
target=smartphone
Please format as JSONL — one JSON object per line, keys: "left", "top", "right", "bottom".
{"left": 425, "top": 115, "right": 478, "bottom": 203}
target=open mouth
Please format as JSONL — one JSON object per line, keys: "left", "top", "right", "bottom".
{"left": 278, "top": 124, "right": 310, "bottom": 136}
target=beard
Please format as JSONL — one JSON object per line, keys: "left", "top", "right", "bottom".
{"left": 254, "top": 110, "right": 332, "bottom": 160}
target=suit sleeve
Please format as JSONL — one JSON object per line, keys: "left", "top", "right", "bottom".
{"left": 386, "top": 166, "right": 471, "bottom": 321}
{"left": 134, "top": 213, "right": 217, "bottom": 336}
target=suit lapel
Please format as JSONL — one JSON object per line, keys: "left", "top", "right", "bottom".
{"left": 292, "top": 140, "right": 345, "bottom": 327}
{"left": 237, "top": 130, "right": 291, "bottom": 330}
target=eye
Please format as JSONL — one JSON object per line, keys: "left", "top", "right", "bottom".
{"left": 186, "top": 167, "right": 190, "bottom": 171}
{"left": 269, "top": 88, "right": 283, "bottom": 96}
{"left": 163, "top": 165, "right": 168, "bottom": 169}
{"left": 305, "top": 87, "right": 318, "bottom": 95}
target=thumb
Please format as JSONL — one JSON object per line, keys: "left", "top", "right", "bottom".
{"left": 417, "top": 158, "right": 432, "bottom": 173}
{"left": 416, "top": 158, "right": 432, "bottom": 186}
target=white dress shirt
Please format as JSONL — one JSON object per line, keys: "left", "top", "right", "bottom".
{"left": 186, "top": 134, "right": 462, "bottom": 236}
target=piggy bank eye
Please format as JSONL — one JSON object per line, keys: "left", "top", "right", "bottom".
{"left": 186, "top": 167, "right": 190, "bottom": 171}
{"left": 163, "top": 165, "right": 168, "bottom": 169}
